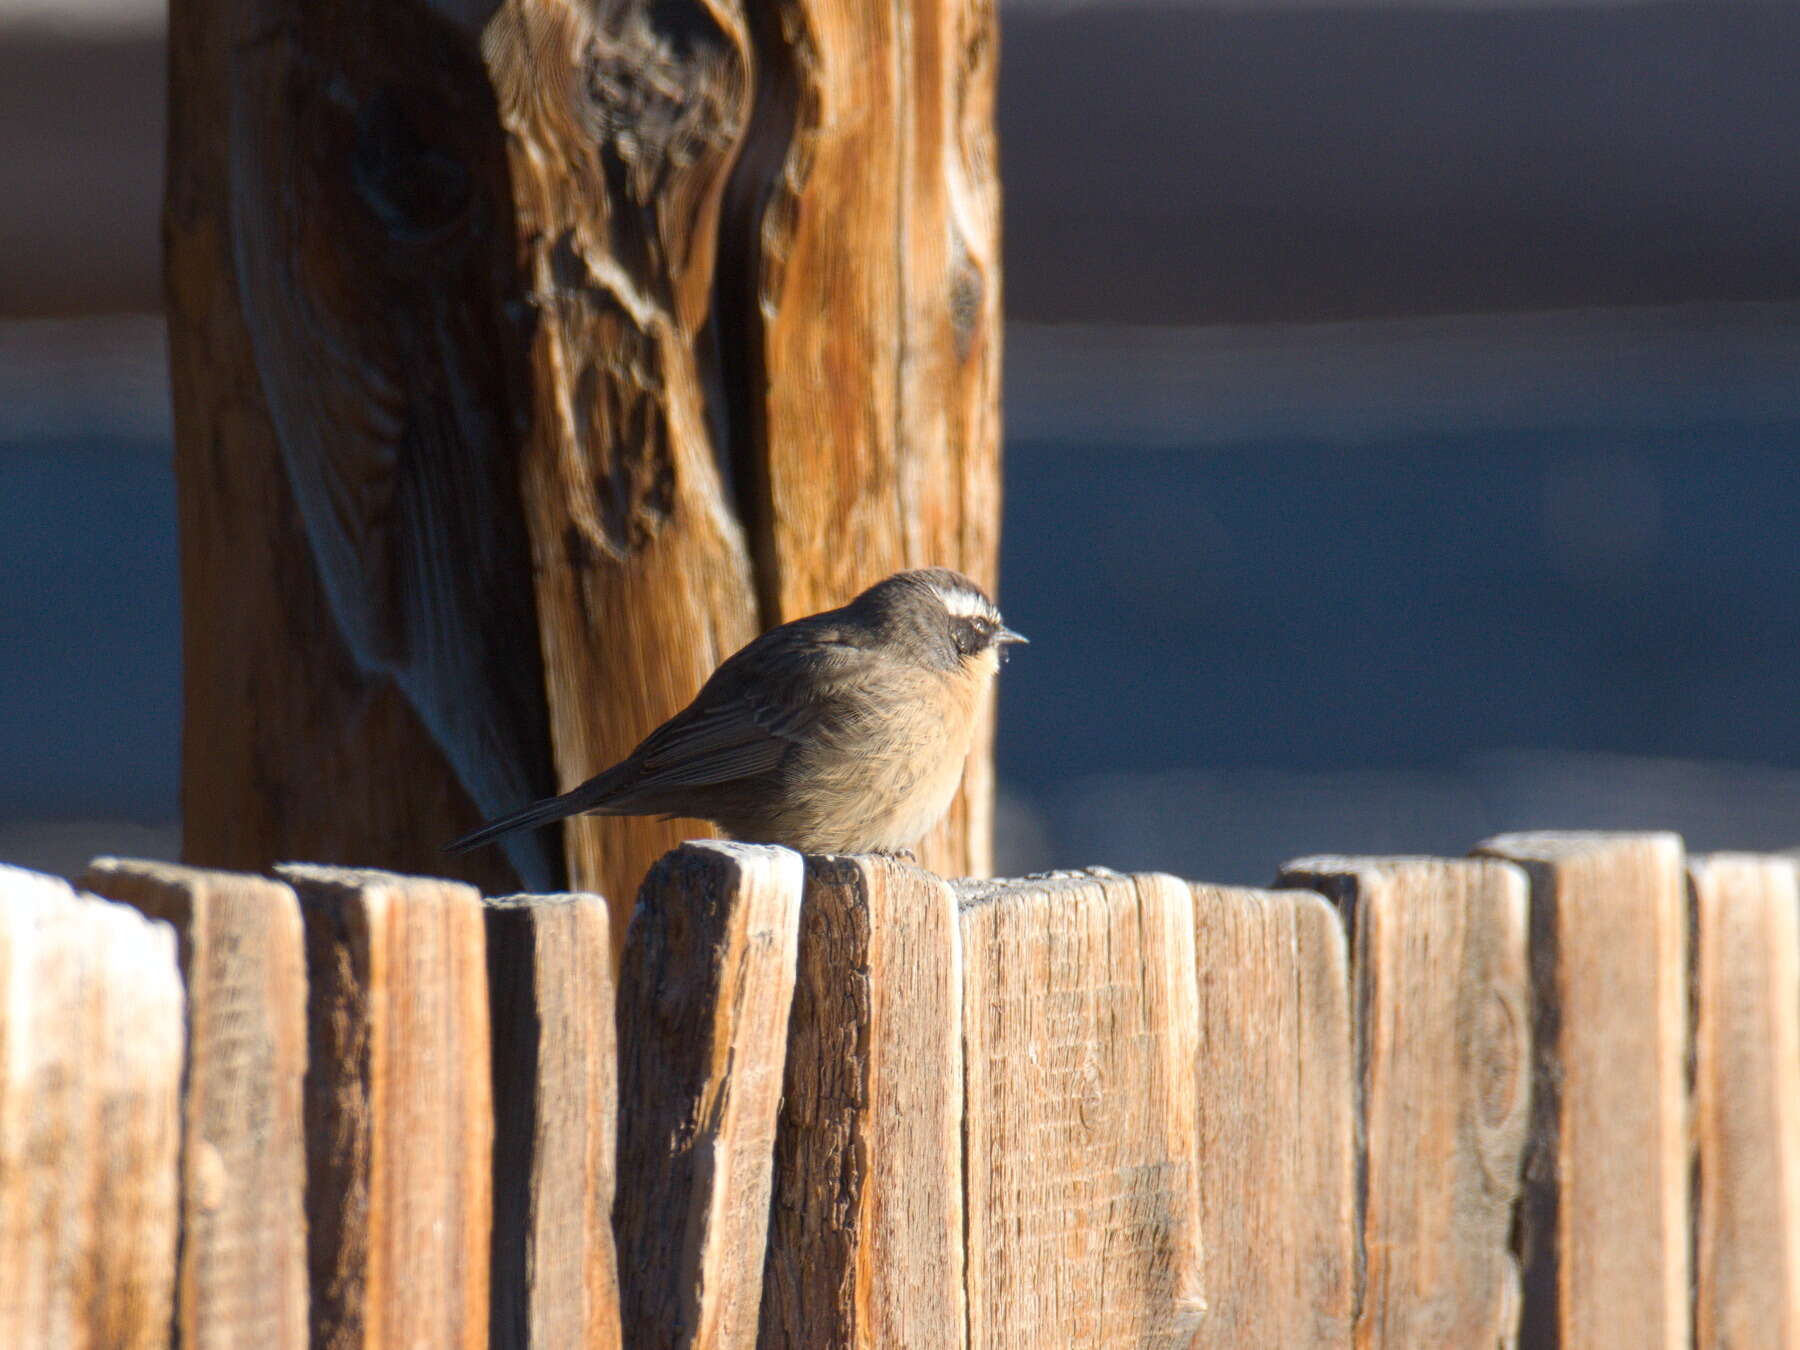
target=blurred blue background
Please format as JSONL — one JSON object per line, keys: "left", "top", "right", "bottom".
{"left": 5, "top": 0, "right": 1800, "bottom": 883}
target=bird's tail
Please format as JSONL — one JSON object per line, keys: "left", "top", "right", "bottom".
{"left": 445, "top": 784, "right": 602, "bottom": 855}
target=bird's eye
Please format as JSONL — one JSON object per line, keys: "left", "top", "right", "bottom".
{"left": 953, "top": 617, "right": 991, "bottom": 656}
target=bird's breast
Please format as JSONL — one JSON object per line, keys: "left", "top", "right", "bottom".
{"left": 778, "top": 662, "right": 988, "bottom": 854}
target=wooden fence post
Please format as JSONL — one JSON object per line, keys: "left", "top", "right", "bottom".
{"left": 1279, "top": 856, "right": 1532, "bottom": 1349}
{"left": 957, "top": 870, "right": 1205, "bottom": 1349}
{"left": 1689, "top": 853, "right": 1800, "bottom": 1348}
{"left": 0, "top": 865, "right": 184, "bottom": 1350}
{"left": 760, "top": 856, "right": 965, "bottom": 1350}
{"left": 613, "top": 842, "right": 804, "bottom": 1350}
{"left": 1476, "top": 832, "right": 1689, "bottom": 1350}
{"left": 165, "top": 0, "right": 1003, "bottom": 940}
{"left": 1188, "top": 884, "right": 1356, "bottom": 1350}
{"left": 81, "top": 859, "right": 310, "bottom": 1350}
{"left": 279, "top": 865, "right": 493, "bottom": 1350}
{"left": 485, "top": 892, "right": 622, "bottom": 1350}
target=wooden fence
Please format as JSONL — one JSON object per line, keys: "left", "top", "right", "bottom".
{"left": 1, "top": 831, "right": 1794, "bottom": 1348}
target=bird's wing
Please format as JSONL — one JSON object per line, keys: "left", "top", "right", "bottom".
{"left": 621, "top": 631, "right": 872, "bottom": 792}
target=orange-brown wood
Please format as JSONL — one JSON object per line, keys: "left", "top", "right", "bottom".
{"left": 957, "top": 870, "right": 1205, "bottom": 1349}
{"left": 167, "top": 0, "right": 1003, "bottom": 954}
{"left": 1281, "top": 857, "right": 1531, "bottom": 1350}
{"left": 613, "top": 843, "right": 804, "bottom": 1349}
{"left": 760, "top": 856, "right": 965, "bottom": 1350}
{"left": 1476, "top": 832, "right": 1689, "bottom": 1350}
{"left": 281, "top": 865, "right": 493, "bottom": 1350}
{"left": 1188, "top": 884, "right": 1356, "bottom": 1350}
{"left": 82, "top": 858, "right": 310, "bottom": 1350}
{"left": 0, "top": 865, "right": 183, "bottom": 1350}
{"left": 486, "top": 892, "right": 622, "bottom": 1350}
{"left": 1690, "top": 853, "right": 1800, "bottom": 1350}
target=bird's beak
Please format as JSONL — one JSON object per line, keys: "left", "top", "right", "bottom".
{"left": 997, "top": 626, "right": 1029, "bottom": 646}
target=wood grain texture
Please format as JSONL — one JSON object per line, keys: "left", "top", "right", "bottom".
{"left": 760, "top": 855, "right": 965, "bottom": 1350}
{"left": 613, "top": 842, "right": 804, "bottom": 1350}
{"left": 1280, "top": 856, "right": 1531, "bottom": 1350}
{"left": 0, "top": 864, "right": 183, "bottom": 1350}
{"left": 169, "top": 0, "right": 1004, "bottom": 934}
{"left": 732, "top": 0, "right": 1005, "bottom": 879}
{"left": 1476, "top": 832, "right": 1689, "bottom": 1350}
{"left": 81, "top": 858, "right": 309, "bottom": 1350}
{"left": 1689, "top": 853, "right": 1800, "bottom": 1350}
{"left": 1188, "top": 884, "right": 1356, "bottom": 1350}
{"left": 165, "top": 0, "right": 549, "bottom": 896}
{"left": 957, "top": 870, "right": 1204, "bottom": 1349}
{"left": 280, "top": 865, "right": 492, "bottom": 1350}
{"left": 485, "top": 892, "right": 621, "bottom": 1350}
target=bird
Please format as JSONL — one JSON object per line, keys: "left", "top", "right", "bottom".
{"left": 446, "top": 567, "right": 1026, "bottom": 859}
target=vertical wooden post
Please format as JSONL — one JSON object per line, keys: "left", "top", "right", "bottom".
{"left": 280, "top": 865, "right": 493, "bottom": 1350}
{"left": 1279, "top": 857, "right": 1532, "bottom": 1349}
{"left": 81, "top": 859, "right": 310, "bottom": 1350}
{"left": 485, "top": 892, "right": 622, "bottom": 1350}
{"left": 1188, "top": 884, "right": 1356, "bottom": 1350}
{"left": 612, "top": 843, "right": 804, "bottom": 1350}
{"left": 1689, "top": 853, "right": 1800, "bottom": 1349}
{"left": 760, "top": 856, "right": 965, "bottom": 1350}
{"left": 1476, "top": 832, "right": 1690, "bottom": 1350}
{"left": 0, "top": 865, "right": 183, "bottom": 1350}
{"left": 165, "top": 0, "right": 1003, "bottom": 939}
{"left": 957, "top": 870, "right": 1205, "bottom": 1349}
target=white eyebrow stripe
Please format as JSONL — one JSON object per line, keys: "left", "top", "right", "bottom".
{"left": 934, "top": 585, "right": 997, "bottom": 622}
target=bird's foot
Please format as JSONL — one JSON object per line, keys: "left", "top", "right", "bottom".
{"left": 872, "top": 847, "right": 918, "bottom": 863}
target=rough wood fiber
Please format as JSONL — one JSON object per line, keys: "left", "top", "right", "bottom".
{"left": 1280, "top": 857, "right": 1531, "bottom": 1350}
{"left": 958, "top": 870, "right": 1204, "bottom": 1349}
{"left": 81, "top": 858, "right": 309, "bottom": 1350}
{"left": 1476, "top": 832, "right": 1689, "bottom": 1350}
{"left": 169, "top": 0, "right": 1003, "bottom": 935}
{"left": 485, "top": 893, "right": 621, "bottom": 1350}
{"left": 1689, "top": 853, "right": 1800, "bottom": 1350}
{"left": 0, "top": 864, "right": 183, "bottom": 1350}
{"left": 165, "top": 0, "right": 541, "bottom": 898}
{"left": 760, "top": 856, "right": 965, "bottom": 1350}
{"left": 1188, "top": 884, "right": 1356, "bottom": 1350}
{"left": 280, "top": 865, "right": 492, "bottom": 1350}
{"left": 613, "top": 842, "right": 805, "bottom": 1350}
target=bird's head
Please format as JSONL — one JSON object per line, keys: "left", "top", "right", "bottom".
{"left": 855, "top": 568, "right": 1028, "bottom": 674}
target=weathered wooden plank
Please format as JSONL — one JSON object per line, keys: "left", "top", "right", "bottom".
{"left": 81, "top": 858, "right": 309, "bottom": 1350}
{"left": 958, "top": 870, "right": 1204, "bottom": 1349}
{"left": 0, "top": 863, "right": 183, "bottom": 1350}
{"left": 1280, "top": 856, "right": 1531, "bottom": 1349}
{"left": 485, "top": 892, "right": 621, "bottom": 1350}
{"left": 1475, "top": 831, "right": 1689, "bottom": 1350}
{"left": 279, "top": 865, "right": 492, "bottom": 1350}
{"left": 1188, "top": 884, "right": 1356, "bottom": 1350}
{"left": 760, "top": 856, "right": 965, "bottom": 1350}
{"left": 1690, "top": 853, "right": 1800, "bottom": 1350}
{"left": 613, "top": 842, "right": 805, "bottom": 1350}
